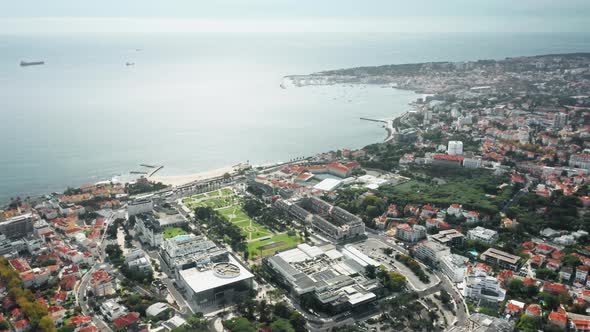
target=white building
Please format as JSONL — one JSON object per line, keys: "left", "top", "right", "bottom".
{"left": 179, "top": 257, "right": 254, "bottom": 310}
{"left": 467, "top": 227, "right": 498, "bottom": 244}
{"left": 447, "top": 204, "right": 463, "bottom": 218}
{"left": 100, "top": 299, "right": 128, "bottom": 321}
{"left": 463, "top": 267, "right": 506, "bottom": 302}
{"left": 125, "top": 249, "right": 153, "bottom": 274}
{"left": 134, "top": 214, "right": 164, "bottom": 247}
{"left": 127, "top": 197, "right": 153, "bottom": 217}
{"left": 440, "top": 254, "right": 469, "bottom": 283}
{"left": 160, "top": 234, "right": 228, "bottom": 276}
{"left": 463, "top": 157, "right": 482, "bottom": 169}
{"left": 448, "top": 141, "right": 464, "bottom": 156}
{"left": 395, "top": 224, "right": 426, "bottom": 243}
{"left": 414, "top": 240, "right": 451, "bottom": 265}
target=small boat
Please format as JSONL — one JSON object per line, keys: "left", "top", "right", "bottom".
{"left": 20, "top": 61, "right": 45, "bottom": 67}
{"left": 126, "top": 62, "right": 135, "bottom": 66}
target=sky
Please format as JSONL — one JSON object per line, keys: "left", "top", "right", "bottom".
{"left": 1, "top": 0, "right": 589, "bottom": 34}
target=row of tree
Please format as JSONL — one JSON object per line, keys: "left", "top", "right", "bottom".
{"left": 0, "top": 257, "right": 57, "bottom": 332}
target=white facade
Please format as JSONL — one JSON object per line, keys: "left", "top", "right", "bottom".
{"left": 127, "top": 198, "right": 153, "bottom": 217}
{"left": 440, "top": 254, "right": 469, "bottom": 283}
{"left": 100, "top": 300, "right": 128, "bottom": 321}
{"left": 135, "top": 214, "right": 164, "bottom": 247}
{"left": 396, "top": 224, "right": 426, "bottom": 243}
{"left": 467, "top": 227, "right": 498, "bottom": 244}
{"left": 448, "top": 141, "right": 464, "bottom": 156}
{"left": 414, "top": 241, "right": 451, "bottom": 265}
{"left": 463, "top": 268, "right": 506, "bottom": 302}
{"left": 463, "top": 157, "right": 482, "bottom": 169}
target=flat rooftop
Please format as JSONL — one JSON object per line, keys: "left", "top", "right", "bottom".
{"left": 482, "top": 248, "right": 521, "bottom": 264}
{"left": 179, "top": 256, "right": 253, "bottom": 294}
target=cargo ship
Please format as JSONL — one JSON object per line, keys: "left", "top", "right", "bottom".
{"left": 20, "top": 61, "right": 45, "bottom": 67}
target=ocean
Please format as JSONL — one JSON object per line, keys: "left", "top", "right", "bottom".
{"left": 0, "top": 32, "right": 589, "bottom": 203}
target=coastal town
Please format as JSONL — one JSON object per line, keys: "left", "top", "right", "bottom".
{"left": 1, "top": 52, "right": 590, "bottom": 332}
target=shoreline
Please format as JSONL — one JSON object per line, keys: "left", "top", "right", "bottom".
{"left": 149, "top": 165, "right": 237, "bottom": 187}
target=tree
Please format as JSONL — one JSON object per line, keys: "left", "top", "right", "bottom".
{"left": 539, "top": 292, "right": 559, "bottom": 311}
{"left": 273, "top": 302, "right": 292, "bottom": 319}
{"left": 39, "top": 316, "right": 57, "bottom": 332}
{"left": 382, "top": 247, "right": 394, "bottom": 256}
{"left": 517, "top": 315, "right": 541, "bottom": 332}
{"left": 270, "top": 319, "right": 295, "bottom": 332}
{"left": 185, "top": 314, "right": 208, "bottom": 331}
{"left": 223, "top": 318, "right": 256, "bottom": 332}
{"left": 365, "top": 265, "right": 377, "bottom": 279}
{"left": 258, "top": 300, "right": 272, "bottom": 323}
{"left": 535, "top": 268, "right": 557, "bottom": 281}
{"left": 289, "top": 312, "right": 306, "bottom": 332}
{"left": 439, "top": 289, "right": 451, "bottom": 305}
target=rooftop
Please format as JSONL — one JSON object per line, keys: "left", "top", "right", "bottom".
{"left": 179, "top": 256, "right": 253, "bottom": 295}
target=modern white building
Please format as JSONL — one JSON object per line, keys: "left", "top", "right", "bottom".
{"left": 160, "top": 234, "right": 228, "bottom": 276}
{"left": 264, "top": 244, "right": 380, "bottom": 314}
{"left": 463, "top": 267, "right": 506, "bottom": 302}
{"left": 467, "top": 227, "right": 498, "bottom": 244}
{"left": 124, "top": 249, "right": 153, "bottom": 274}
{"left": 100, "top": 299, "right": 128, "bottom": 321}
{"left": 127, "top": 197, "right": 153, "bottom": 217}
{"left": 448, "top": 141, "right": 464, "bottom": 156}
{"left": 440, "top": 254, "right": 469, "bottom": 283}
{"left": 134, "top": 214, "right": 164, "bottom": 248}
{"left": 414, "top": 240, "right": 451, "bottom": 266}
{"left": 179, "top": 256, "right": 254, "bottom": 310}
{"left": 395, "top": 224, "right": 426, "bottom": 243}
{"left": 463, "top": 157, "right": 482, "bottom": 169}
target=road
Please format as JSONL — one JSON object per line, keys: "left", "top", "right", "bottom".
{"left": 75, "top": 211, "right": 116, "bottom": 332}
{"left": 364, "top": 231, "right": 468, "bottom": 327}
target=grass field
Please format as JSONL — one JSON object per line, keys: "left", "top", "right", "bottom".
{"left": 182, "top": 188, "right": 238, "bottom": 210}
{"left": 218, "top": 206, "right": 273, "bottom": 241}
{"left": 247, "top": 233, "right": 301, "bottom": 258}
{"left": 163, "top": 227, "right": 188, "bottom": 239}
{"left": 181, "top": 187, "right": 301, "bottom": 257}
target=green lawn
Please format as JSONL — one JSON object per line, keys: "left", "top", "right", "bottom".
{"left": 381, "top": 178, "right": 513, "bottom": 214}
{"left": 247, "top": 233, "right": 302, "bottom": 258}
{"left": 218, "top": 206, "right": 273, "bottom": 241}
{"left": 181, "top": 187, "right": 279, "bottom": 242}
{"left": 163, "top": 227, "right": 188, "bottom": 239}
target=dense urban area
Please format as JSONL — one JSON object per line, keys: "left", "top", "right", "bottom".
{"left": 2, "top": 52, "right": 590, "bottom": 332}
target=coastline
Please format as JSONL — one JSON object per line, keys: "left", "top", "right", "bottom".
{"left": 148, "top": 165, "right": 236, "bottom": 187}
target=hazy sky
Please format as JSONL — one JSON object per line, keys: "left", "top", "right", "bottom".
{"left": 1, "top": 0, "right": 589, "bottom": 34}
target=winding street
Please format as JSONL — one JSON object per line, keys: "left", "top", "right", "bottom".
{"left": 75, "top": 211, "right": 116, "bottom": 332}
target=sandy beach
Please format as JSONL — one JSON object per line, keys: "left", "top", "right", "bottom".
{"left": 149, "top": 165, "right": 236, "bottom": 187}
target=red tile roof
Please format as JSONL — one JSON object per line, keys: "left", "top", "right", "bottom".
{"left": 505, "top": 303, "right": 522, "bottom": 313}
{"left": 78, "top": 327, "right": 98, "bottom": 332}
{"left": 91, "top": 270, "right": 111, "bottom": 285}
{"left": 69, "top": 315, "right": 92, "bottom": 327}
{"left": 14, "top": 319, "right": 29, "bottom": 329}
{"left": 548, "top": 310, "right": 567, "bottom": 323}
{"left": 433, "top": 154, "right": 464, "bottom": 162}
{"left": 113, "top": 313, "right": 140, "bottom": 329}
{"left": 525, "top": 304, "right": 542, "bottom": 316}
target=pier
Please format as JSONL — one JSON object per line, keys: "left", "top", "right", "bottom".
{"left": 359, "top": 117, "right": 387, "bottom": 123}
{"left": 147, "top": 165, "right": 164, "bottom": 177}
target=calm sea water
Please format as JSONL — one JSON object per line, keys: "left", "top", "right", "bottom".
{"left": 0, "top": 32, "right": 589, "bottom": 203}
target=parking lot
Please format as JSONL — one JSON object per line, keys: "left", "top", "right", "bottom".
{"left": 353, "top": 238, "right": 440, "bottom": 292}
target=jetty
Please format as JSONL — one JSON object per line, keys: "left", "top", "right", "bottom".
{"left": 147, "top": 165, "right": 164, "bottom": 177}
